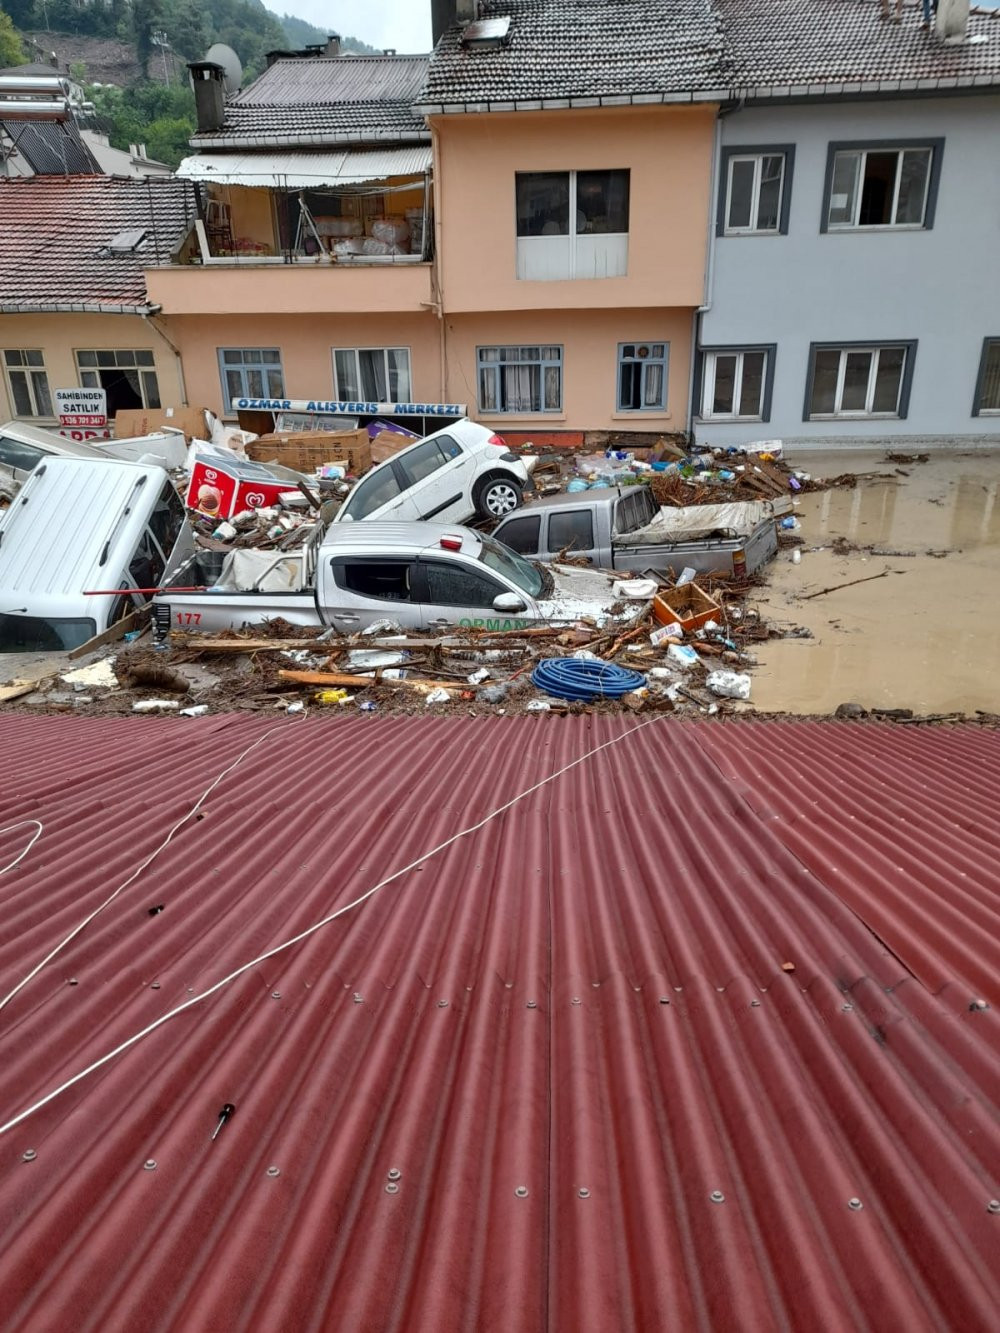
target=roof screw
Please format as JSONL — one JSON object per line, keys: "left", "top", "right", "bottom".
{"left": 987, "top": 1199, "right": 1000, "bottom": 1215}
{"left": 266, "top": 1166, "right": 281, "bottom": 1177}
{"left": 385, "top": 1182, "right": 399, "bottom": 1194}
{"left": 353, "top": 993, "right": 363, "bottom": 1004}
{"left": 842, "top": 1004, "right": 854, "bottom": 1012}
{"left": 526, "top": 1000, "right": 537, "bottom": 1009}
{"left": 505, "top": 981, "right": 514, "bottom": 989}
{"left": 578, "top": 1187, "right": 590, "bottom": 1199}
{"left": 750, "top": 999, "right": 761, "bottom": 1008}
{"left": 514, "top": 1185, "right": 529, "bottom": 1198}
{"left": 710, "top": 1190, "right": 725, "bottom": 1204}
{"left": 848, "top": 1197, "right": 863, "bottom": 1211}
{"left": 272, "top": 992, "right": 281, "bottom": 1000}
{"left": 969, "top": 999, "right": 990, "bottom": 1011}
{"left": 659, "top": 997, "right": 670, "bottom": 1005}
{"left": 21, "top": 1149, "right": 36, "bottom": 1162}
{"left": 387, "top": 1168, "right": 402, "bottom": 1181}
{"left": 437, "top": 999, "right": 448, "bottom": 1008}
{"left": 67, "top": 979, "right": 78, "bottom": 986}
{"left": 143, "top": 1159, "right": 157, "bottom": 1171}
{"left": 571, "top": 997, "right": 581, "bottom": 1005}
{"left": 150, "top": 982, "right": 160, "bottom": 990}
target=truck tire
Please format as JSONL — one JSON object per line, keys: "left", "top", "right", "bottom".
{"left": 476, "top": 475, "right": 522, "bottom": 519}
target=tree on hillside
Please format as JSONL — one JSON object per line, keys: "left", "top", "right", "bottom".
{"left": 0, "top": 7, "right": 27, "bottom": 65}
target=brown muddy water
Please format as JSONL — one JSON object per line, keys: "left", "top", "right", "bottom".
{"left": 752, "top": 450, "right": 1000, "bottom": 715}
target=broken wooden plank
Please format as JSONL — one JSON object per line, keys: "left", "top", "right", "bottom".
{"left": 800, "top": 569, "right": 901, "bottom": 601}
{"left": 68, "top": 606, "right": 150, "bottom": 660}
{"left": 0, "top": 681, "right": 39, "bottom": 703}
{"left": 277, "top": 668, "right": 459, "bottom": 691}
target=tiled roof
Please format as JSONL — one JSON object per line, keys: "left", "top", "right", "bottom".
{"left": 0, "top": 714, "right": 997, "bottom": 1329}
{"left": 0, "top": 118, "right": 99, "bottom": 176}
{"left": 721, "top": 0, "right": 1000, "bottom": 95}
{"left": 0, "top": 175, "right": 199, "bottom": 313}
{"left": 420, "top": 0, "right": 1000, "bottom": 110}
{"left": 192, "top": 55, "right": 430, "bottom": 147}
{"left": 420, "top": 0, "right": 729, "bottom": 108}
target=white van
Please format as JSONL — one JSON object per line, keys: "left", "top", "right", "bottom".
{"left": 0, "top": 456, "right": 190, "bottom": 653}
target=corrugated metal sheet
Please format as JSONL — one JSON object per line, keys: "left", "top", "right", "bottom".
{"left": 0, "top": 714, "right": 997, "bottom": 1331}
{"left": 177, "top": 146, "right": 432, "bottom": 188}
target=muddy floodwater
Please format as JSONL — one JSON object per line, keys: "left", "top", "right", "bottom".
{"left": 752, "top": 450, "right": 1000, "bottom": 715}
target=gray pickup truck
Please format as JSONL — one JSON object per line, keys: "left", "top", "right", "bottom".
{"left": 491, "top": 485, "right": 781, "bottom": 578}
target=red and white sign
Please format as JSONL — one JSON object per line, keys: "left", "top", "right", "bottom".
{"left": 55, "top": 387, "right": 110, "bottom": 441}
{"left": 186, "top": 453, "right": 300, "bottom": 519}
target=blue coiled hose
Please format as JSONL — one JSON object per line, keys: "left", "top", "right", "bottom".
{"left": 530, "top": 658, "right": 645, "bottom": 702}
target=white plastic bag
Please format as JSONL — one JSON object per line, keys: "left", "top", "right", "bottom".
{"left": 705, "top": 670, "right": 752, "bottom": 700}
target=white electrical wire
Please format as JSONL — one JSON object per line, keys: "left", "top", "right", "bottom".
{"left": 0, "top": 821, "right": 43, "bottom": 876}
{"left": 0, "top": 715, "right": 306, "bottom": 1018}
{"left": 0, "top": 715, "right": 662, "bottom": 1137}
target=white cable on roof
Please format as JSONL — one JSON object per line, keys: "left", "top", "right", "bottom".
{"left": 0, "top": 715, "right": 662, "bottom": 1137}
{"left": 0, "top": 714, "right": 306, "bottom": 1018}
{"left": 0, "top": 821, "right": 43, "bottom": 875}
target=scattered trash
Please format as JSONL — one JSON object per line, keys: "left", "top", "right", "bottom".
{"left": 315, "top": 689, "right": 352, "bottom": 705}
{"left": 425, "top": 688, "right": 451, "bottom": 705}
{"left": 179, "top": 704, "right": 210, "bottom": 717}
{"left": 60, "top": 660, "right": 117, "bottom": 690}
{"left": 467, "top": 667, "right": 491, "bottom": 685}
{"left": 705, "top": 670, "right": 752, "bottom": 700}
{"left": 612, "top": 578, "right": 659, "bottom": 599}
{"left": 675, "top": 567, "right": 697, "bottom": 587}
{"left": 667, "top": 644, "right": 700, "bottom": 670}
{"left": 286, "top": 701, "right": 306, "bottom": 714}
{"left": 132, "top": 699, "right": 180, "bottom": 712}
{"left": 525, "top": 700, "right": 551, "bottom": 712}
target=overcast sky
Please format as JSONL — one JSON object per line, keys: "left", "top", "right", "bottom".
{"left": 280, "top": 1, "right": 434, "bottom": 53}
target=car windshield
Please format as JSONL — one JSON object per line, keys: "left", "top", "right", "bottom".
{"left": 0, "top": 613, "right": 96, "bottom": 652}
{"left": 478, "top": 535, "right": 544, "bottom": 598}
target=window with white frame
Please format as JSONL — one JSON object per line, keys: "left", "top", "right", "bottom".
{"left": 3, "top": 350, "right": 53, "bottom": 417}
{"left": 701, "top": 348, "right": 771, "bottom": 420}
{"left": 824, "top": 142, "right": 942, "bottom": 230}
{"left": 973, "top": 339, "right": 1000, "bottom": 416}
{"left": 333, "top": 348, "right": 411, "bottom": 402}
{"left": 807, "top": 343, "right": 915, "bottom": 419}
{"left": 218, "top": 348, "right": 284, "bottom": 412}
{"left": 617, "top": 343, "right": 668, "bottom": 411}
{"left": 721, "top": 150, "right": 791, "bottom": 234}
{"left": 76, "top": 349, "right": 160, "bottom": 412}
{"left": 515, "top": 170, "right": 629, "bottom": 280}
{"left": 478, "top": 346, "right": 562, "bottom": 414}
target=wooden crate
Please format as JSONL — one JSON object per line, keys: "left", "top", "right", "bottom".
{"left": 652, "top": 583, "right": 721, "bottom": 632}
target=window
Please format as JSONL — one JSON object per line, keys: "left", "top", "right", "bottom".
{"left": 218, "top": 349, "right": 284, "bottom": 412}
{"left": 700, "top": 347, "right": 775, "bottom": 421}
{"left": 805, "top": 343, "right": 916, "bottom": 419}
{"left": 398, "top": 438, "right": 453, "bottom": 486}
{"left": 338, "top": 466, "right": 403, "bottom": 520}
{"left": 3, "top": 350, "right": 52, "bottom": 418}
{"left": 333, "top": 348, "right": 411, "bottom": 401}
{"left": 547, "top": 509, "right": 594, "bottom": 555}
{"left": 478, "top": 346, "right": 562, "bottom": 415}
{"left": 422, "top": 562, "right": 504, "bottom": 608}
{"left": 516, "top": 170, "right": 629, "bottom": 279}
{"left": 718, "top": 148, "right": 794, "bottom": 235}
{"left": 333, "top": 558, "right": 412, "bottom": 600}
{"left": 617, "top": 343, "right": 668, "bottom": 412}
{"left": 495, "top": 514, "right": 540, "bottom": 555}
{"left": 973, "top": 339, "right": 1000, "bottom": 416}
{"left": 478, "top": 534, "right": 544, "bottom": 597}
{"left": 822, "top": 141, "right": 943, "bottom": 231}
{"left": 76, "top": 348, "right": 159, "bottom": 415}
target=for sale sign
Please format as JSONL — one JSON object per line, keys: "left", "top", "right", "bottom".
{"left": 55, "top": 387, "right": 111, "bottom": 440}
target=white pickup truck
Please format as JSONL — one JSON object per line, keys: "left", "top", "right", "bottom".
{"left": 153, "top": 521, "right": 641, "bottom": 638}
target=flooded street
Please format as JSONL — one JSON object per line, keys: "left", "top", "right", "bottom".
{"left": 752, "top": 450, "right": 1000, "bottom": 715}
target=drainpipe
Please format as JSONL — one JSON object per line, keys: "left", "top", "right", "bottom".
{"left": 426, "top": 124, "right": 448, "bottom": 403}
{"left": 687, "top": 99, "right": 743, "bottom": 441}
{"left": 142, "top": 309, "right": 189, "bottom": 406}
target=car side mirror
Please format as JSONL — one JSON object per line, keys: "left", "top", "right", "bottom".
{"left": 493, "top": 592, "right": 526, "bottom": 613}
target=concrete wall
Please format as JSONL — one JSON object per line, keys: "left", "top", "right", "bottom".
{"left": 697, "top": 95, "right": 1000, "bottom": 447}
{"left": 0, "top": 312, "right": 182, "bottom": 425}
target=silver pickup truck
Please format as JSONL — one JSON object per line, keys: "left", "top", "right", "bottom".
{"left": 491, "top": 485, "right": 782, "bottom": 578}
{"left": 153, "top": 521, "right": 643, "bottom": 637}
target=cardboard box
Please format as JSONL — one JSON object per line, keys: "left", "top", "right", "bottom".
{"left": 370, "top": 429, "right": 414, "bottom": 465}
{"left": 247, "top": 427, "right": 372, "bottom": 476}
{"left": 114, "top": 406, "right": 208, "bottom": 442}
{"left": 186, "top": 453, "right": 302, "bottom": 519}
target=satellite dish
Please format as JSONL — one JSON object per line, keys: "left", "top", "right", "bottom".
{"left": 204, "top": 43, "right": 243, "bottom": 95}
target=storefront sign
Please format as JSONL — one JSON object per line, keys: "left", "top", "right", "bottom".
{"left": 55, "top": 387, "right": 111, "bottom": 440}
{"left": 235, "top": 398, "right": 467, "bottom": 416}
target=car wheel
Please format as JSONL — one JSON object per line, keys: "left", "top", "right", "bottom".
{"left": 477, "top": 476, "right": 522, "bottom": 518}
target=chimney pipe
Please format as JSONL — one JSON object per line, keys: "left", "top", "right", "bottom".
{"left": 326, "top": 33, "right": 341, "bottom": 56}
{"left": 187, "top": 62, "right": 226, "bottom": 133}
{"left": 431, "top": 0, "right": 478, "bottom": 47}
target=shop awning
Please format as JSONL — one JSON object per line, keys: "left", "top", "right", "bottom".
{"left": 176, "top": 146, "right": 432, "bottom": 189}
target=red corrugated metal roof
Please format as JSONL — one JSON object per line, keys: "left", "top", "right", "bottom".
{"left": 0, "top": 714, "right": 997, "bottom": 1330}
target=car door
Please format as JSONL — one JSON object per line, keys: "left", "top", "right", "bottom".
{"left": 393, "top": 434, "right": 477, "bottom": 522}
{"left": 492, "top": 512, "right": 542, "bottom": 557}
{"left": 325, "top": 554, "right": 421, "bottom": 631}
{"left": 544, "top": 507, "right": 598, "bottom": 563}
{"left": 413, "top": 557, "right": 531, "bottom": 632}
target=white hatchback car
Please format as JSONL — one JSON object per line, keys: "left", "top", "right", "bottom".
{"left": 334, "top": 418, "right": 530, "bottom": 525}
